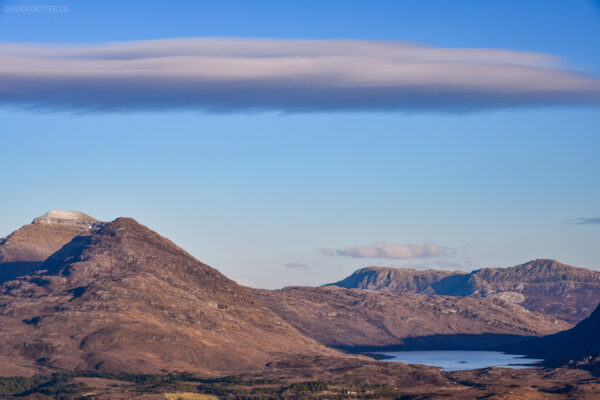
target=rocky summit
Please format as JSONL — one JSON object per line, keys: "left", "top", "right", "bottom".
{"left": 326, "top": 267, "right": 462, "bottom": 295}
{"left": 328, "top": 259, "right": 600, "bottom": 324}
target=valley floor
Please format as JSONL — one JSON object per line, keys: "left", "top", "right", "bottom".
{"left": 1, "top": 355, "right": 599, "bottom": 399}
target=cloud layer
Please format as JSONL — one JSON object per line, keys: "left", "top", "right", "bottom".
{"left": 565, "top": 217, "right": 600, "bottom": 225}
{"left": 321, "top": 241, "right": 447, "bottom": 260}
{"left": 1, "top": 38, "right": 599, "bottom": 112}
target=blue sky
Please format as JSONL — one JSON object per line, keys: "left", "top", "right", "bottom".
{"left": 1, "top": 0, "right": 599, "bottom": 287}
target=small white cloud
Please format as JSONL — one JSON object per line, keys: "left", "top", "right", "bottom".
{"left": 321, "top": 241, "right": 448, "bottom": 260}
{"left": 285, "top": 262, "right": 309, "bottom": 270}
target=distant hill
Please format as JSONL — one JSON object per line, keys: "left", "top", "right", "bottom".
{"left": 326, "top": 266, "right": 460, "bottom": 294}
{"left": 326, "top": 259, "right": 600, "bottom": 324}
{"left": 0, "top": 214, "right": 336, "bottom": 375}
{"left": 254, "top": 286, "right": 570, "bottom": 351}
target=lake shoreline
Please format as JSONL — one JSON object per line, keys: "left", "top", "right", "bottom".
{"left": 367, "top": 350, "right": 544, "bottom": 371}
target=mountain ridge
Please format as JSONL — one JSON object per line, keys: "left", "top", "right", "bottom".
{"left": 327, "top": 259, "right": 600, "bottom": 323}
{"left": 325, "top": 266, "right": 464, "bottom": 295}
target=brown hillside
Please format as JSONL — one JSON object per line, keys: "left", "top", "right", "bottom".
{"left": 0, "top": 217, "right": 338, "bottom": 375}
{"left": 254, "top": 286, "right": 570, "bottom": 350}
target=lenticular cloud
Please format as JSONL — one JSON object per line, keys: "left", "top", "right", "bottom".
{"left": 1, "top": 37, "right": 599, "bottom": 112}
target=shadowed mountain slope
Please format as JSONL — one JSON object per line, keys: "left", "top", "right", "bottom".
{"left": 507, "top": 302, "right": 600, "bottom": 371}
{"left": 254, "top": 286, "right": 570, "bottom": 351}
{"left": 327, "top": 259, "right": 600, "bottom": 324}
{"left": 0, "top": 217, "right": 338, "bottom": 375}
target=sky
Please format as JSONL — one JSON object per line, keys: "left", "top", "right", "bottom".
{"left": 1, "top": 0, "right": 599, "bottom": 288}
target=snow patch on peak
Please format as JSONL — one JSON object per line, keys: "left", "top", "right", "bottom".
{"left": 34, "top": 210, "right": 98, "bottom": 229}
{"left": 39, "top": 210, "right": 93, "bottom": 221}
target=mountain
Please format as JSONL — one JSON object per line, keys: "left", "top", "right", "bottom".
{"left": 327, "top": 259, "right": 600, "bottom": 324}
{"left": 254, "top": 286, "right": 570, "bottom": 351}
{"left": 0, "top": 215, "right": 337, "bottom": 375}
{"left": 506, "top": 302, "right": 600, "bottom": 370}
{"left": 326, "top": 266, "right": 461, "bottom": 294}
{"left": 0, "top": 211, "right": 598, "bottom": 399}
{"left": 0, "top": 210, "right": 100, "bottom": 282}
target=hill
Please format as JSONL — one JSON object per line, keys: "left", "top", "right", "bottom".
{"left": 254, "top": 286, "right": 570, "bottom": 351}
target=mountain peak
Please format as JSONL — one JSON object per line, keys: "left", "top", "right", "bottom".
{"left": 492, "top": 258, "right": 597, "bottom": 279}
{"left": 33, "top": 210, "right": 98, "bottom": 229}
{"left": 42, "top": 216, "right": 189, "bottom": 280}
{"left": 93, "top": 217, "right": 184, "bottom": 253}
{"left": 326, "top": 265, "right": 457, "bottom": 294}
{"left": 1, "top": 211, "right": 100, "bottom": 272}
{"left": 520, "top": 258, "right": 563, "bottom": 266}
{"left": 96, "top": 217, "right": 145, "bottom": 235}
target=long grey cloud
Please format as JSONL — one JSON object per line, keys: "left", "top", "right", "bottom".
{"left": 1, "top": 38, "right": 599, "bottom": 112}
{"left": 320, "top": 241, "right": 448, "bottom": 260}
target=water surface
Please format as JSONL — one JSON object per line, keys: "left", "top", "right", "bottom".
{"left": 372, "top": 350, "right": 543, "bottom": 371}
